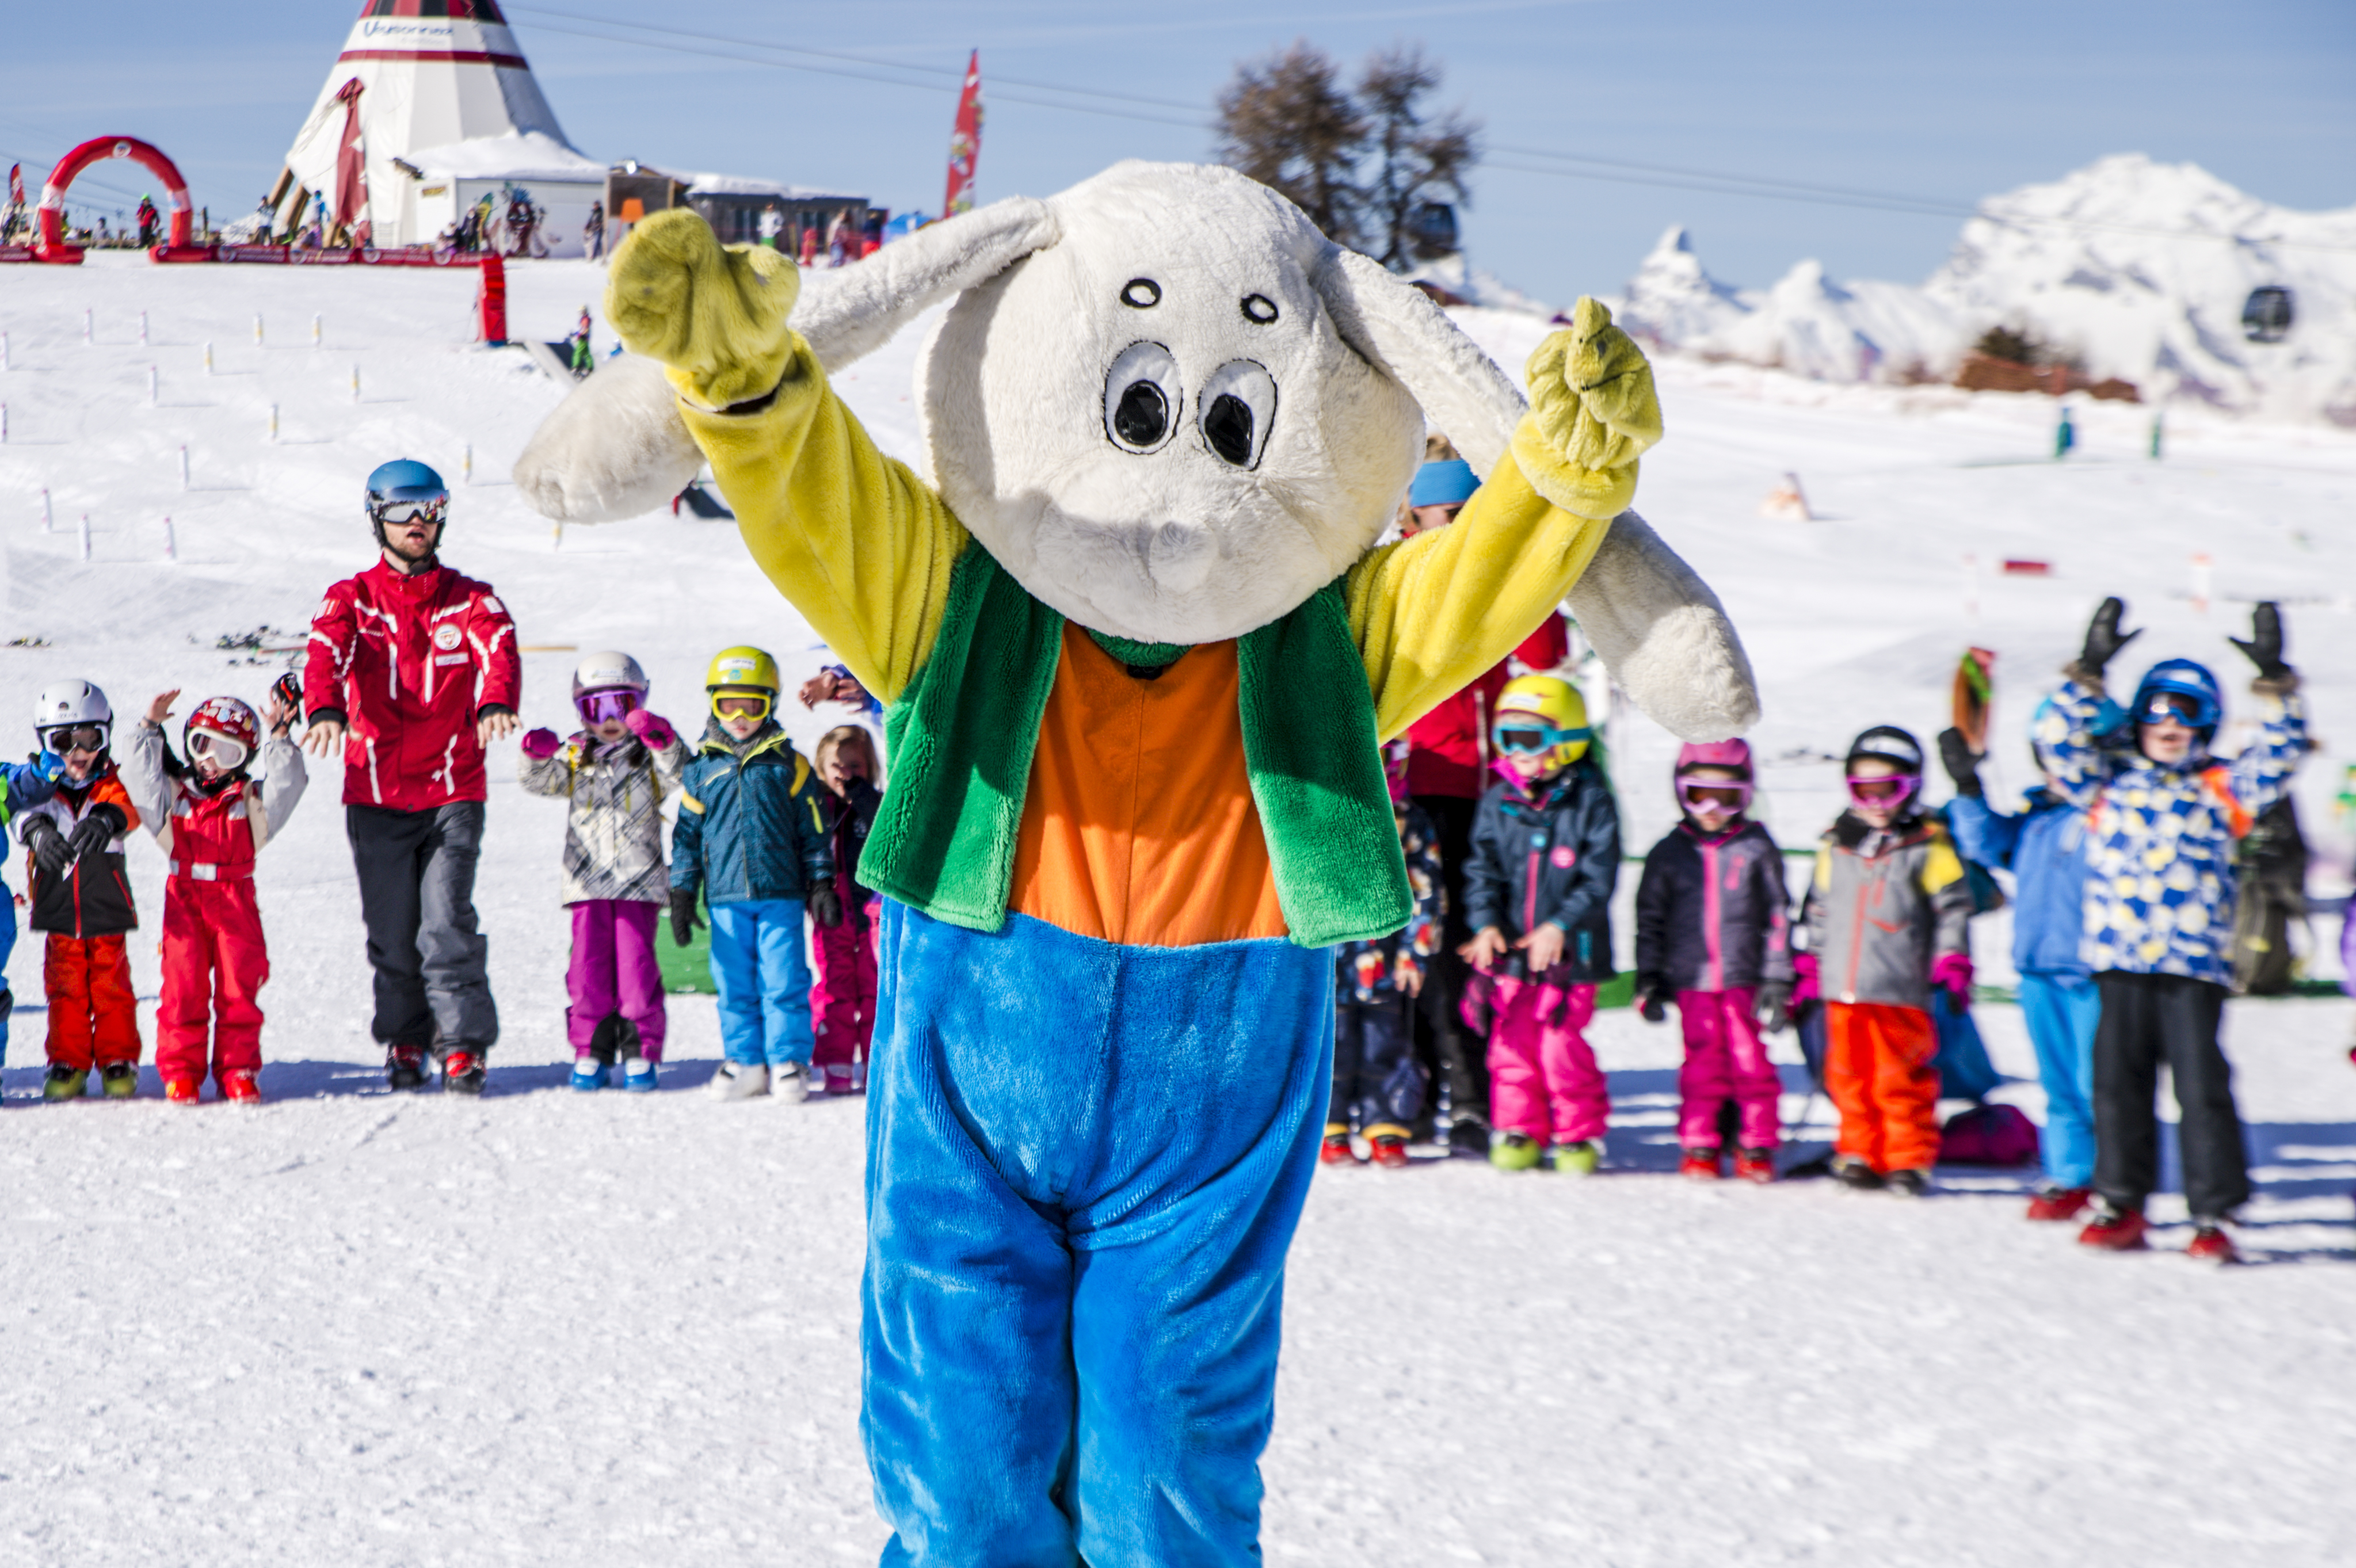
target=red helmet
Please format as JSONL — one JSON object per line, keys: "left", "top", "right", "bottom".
{"left": 185, "top": 696, "right": 260, "bottom": 770}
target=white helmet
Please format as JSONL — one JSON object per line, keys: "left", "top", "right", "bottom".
{"left": 571, "top": 651, "right": 649, "bottom": 703}
{"left": 33, "top": 680, "right": 112, "bottom": 753}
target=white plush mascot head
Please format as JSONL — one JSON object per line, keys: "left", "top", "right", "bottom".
{"left": 518, "top": 160, "right": 1758, "bottom": 738}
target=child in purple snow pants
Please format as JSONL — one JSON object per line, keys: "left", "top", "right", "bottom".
{"left": 810, "top": 724, "right": 883, "bottom": 1093}
{"left": 519, "top": 651, "right": 691, "bottom": 1092}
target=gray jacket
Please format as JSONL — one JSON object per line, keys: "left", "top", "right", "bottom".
{"left": 1801, "top": 813, "right": 1973, "bottom": 1012}
{"left": 519, "top": 730, "right": 689, "bottom": 904}
{"left": 120, "top": 723, "right": 308, "bottom": 860}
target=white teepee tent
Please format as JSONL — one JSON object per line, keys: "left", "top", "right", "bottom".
{"left": 272, "top": 0, "right": 605, "bottom": 255}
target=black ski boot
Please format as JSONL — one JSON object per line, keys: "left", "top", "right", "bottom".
{"left": 386, "top": 1044, "right": 429, "bottom": 1092}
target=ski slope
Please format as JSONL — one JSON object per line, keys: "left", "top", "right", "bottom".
{"left": 1, "top": 254, "right": 2353, "bottom": 1567}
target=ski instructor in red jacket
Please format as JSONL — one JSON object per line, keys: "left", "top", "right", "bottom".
{"left": 303, "top": 459, "right": 521, "bottom": 1093}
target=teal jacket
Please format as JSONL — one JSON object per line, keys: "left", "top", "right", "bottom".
{"left": 669, "top": 720, "right": 834, "bottom": 905}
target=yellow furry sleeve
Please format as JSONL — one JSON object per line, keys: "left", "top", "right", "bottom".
{"left": 678, "top": 337, "right": 967, "bottom": 705}
{"left": 1343, "top": 453, "right": 1611, "bottom": 743}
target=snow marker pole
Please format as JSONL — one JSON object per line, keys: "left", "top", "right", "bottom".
{"left": 253, "top": 313, "right": 263, "bottom": 347}
{"left": 203, "top": 341, "right": 213, "bottom": 376}
{"left": 351, "top": 364, "right": 361, "bottom": 404}
{"left": 1, "top": 403, "right": 7, "bottom": 444}
{"left": 267, "top": 403, "right": 278, "bottom": 444}
{"left": 462, "top": 443, "right": 472, "bottom": 484}
{"left": 179, "top": 444, "right": 189, "bottom": 490}
{"left": 1, "top": 331, "right": 9, "bottom": 371}
{"left": 147, "top": 365, "right": 158, "bottom": 407}
{"left": 162, "top": 516, "right": 177, "bottom": 562}
{"left": 78, "top": 514, "right": 91, "bottom": 562}
{"left": 2190, "top": 552, "right": 2212, "bottom": 617}
{"left": 2149, "top": 412, "right": 2163, "bottom": 461}
{"left": 40, "top": 488, "right": 52, "bottom": 533}
{"left": 312, "top": 314, "right": 323, "bottom": 348}
{"left": 138, "top": 311, "right": 149, "bottom": 348}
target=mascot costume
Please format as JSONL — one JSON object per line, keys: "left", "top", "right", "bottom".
{"left": 519, "top": 161, "right": 1758, "bottom": 1566}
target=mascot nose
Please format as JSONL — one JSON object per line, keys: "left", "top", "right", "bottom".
{"left": 1146, "top": 521, "right": 1213, "bottom": 593}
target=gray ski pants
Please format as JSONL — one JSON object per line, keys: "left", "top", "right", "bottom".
{"left": 348, "top": 801, "right": 498, "bottom": 1057}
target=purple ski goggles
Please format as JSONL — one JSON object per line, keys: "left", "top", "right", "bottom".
{"left": 1846, "top": 773, "right": 1919, "bottom": 810}
{"left": 1677, "top": 777, "right": 1753, "bottom": 813}
{"left": 575, "top": 687, "right": 642, "bottom": 725}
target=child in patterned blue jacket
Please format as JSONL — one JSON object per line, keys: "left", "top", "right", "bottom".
{"left": 2037, "top": 598, "right": 2309, "bottom": 1265}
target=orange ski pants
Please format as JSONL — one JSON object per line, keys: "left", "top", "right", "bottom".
{"left": 44, "top": 932, "right": 141, "bottom": 1071}
{"left": 1824, "top": 1001, "right": 1941, "bottom": 1174}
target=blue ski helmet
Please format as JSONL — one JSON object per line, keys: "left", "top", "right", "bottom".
{"left": 365, "top": 459, "right": 449, "bottom": 547}
{"left": 1409, "top": 459, "right": 1480, "bottom": 509}
{"left": 2130, "top": 658, "right": 2223, "bottom": 737}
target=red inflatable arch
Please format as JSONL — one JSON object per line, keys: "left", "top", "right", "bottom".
{"left": 36, "top": 136, "right": 196, "bottom": 263}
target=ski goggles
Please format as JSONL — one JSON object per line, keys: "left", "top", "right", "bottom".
{"left": 1846, "top": 773, "right": 1919, "bottom": 807}
{"left": 712, "top": 692, "right": 773, "bottom": 723}
{"left": 1491, "top": 721, "right": 1591, "bottom": 756}
{"left": 370, "top": 497, "right": 447, "bottom": 528}
{"left": 575, "top": 688, "right": 642, "bottom": 725}
{"left": 41, "top": 724, "right": 106, "bottom": 753}
{"left": 1677, "top": 778, "right": 1753, "bottom": 812}
{"left": 2136, "top": 689, "right": 2218, "bottom": 730}
{"left": 188, "top": 730, "right": 250, "bottom": 770}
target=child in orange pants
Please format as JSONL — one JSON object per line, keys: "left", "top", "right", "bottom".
{"left": 18, "top": 681, "right": 144, "bottom": 1100}
{"left": 123, "top": 687, "right": 308, "bottom": 1103}
{"left": 1796, "top": 727, "right": 1975, "bottom": 1195}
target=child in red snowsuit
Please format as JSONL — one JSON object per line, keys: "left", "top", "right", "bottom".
{"left": 122, "top": 688, "right": 308, "bottom": 1103}
{"left": 810, "top": 724, "right": 882, "bottom": 1094}
{"left": 1633, "top": 739, "right": 1794, "bottom": 1184}
{"left": 18, "top": 681, "right": 143, "bottom": 1100}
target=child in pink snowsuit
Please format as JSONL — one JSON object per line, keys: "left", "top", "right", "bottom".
{"left": 810, "top": 724, "right": 882, "bottom": 1094}
{"left": 1633, "top": 739, "right": 1793, "bottom": 1184}
{"left": 519, "top": 653, "right": 689, "bottom": 1092}
{"left": 1459, "top": 677, "right": 1620, "bottom": 1173}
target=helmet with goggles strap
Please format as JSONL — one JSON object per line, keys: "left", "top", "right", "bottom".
{"left": 705, "top": 645, "right": 780, "bottom": 724}
{"left": 1673, "top": 737, "right": 1754, "bottom": 815}
{"left": 573, "top": 650, "right": 649, "bottom": 726}
{"left": 1843, "top": 724, "right": 1924, "bottom": 814}
{"left": 185, "top": 696, "right": 261, "bottom": 775}
{"left": 365, "top": 458, "right": 450, "bottom": 548}
{"left": 33, "top": 680, "right": 112, "bottom": 760}
{"left": 2130, "top": 659, "right": 2223, "bottom": 738}
{"left": 1491, "top": 676, "right": 1591, "bottom": 775}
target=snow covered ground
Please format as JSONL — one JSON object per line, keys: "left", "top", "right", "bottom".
{"left": 2, "top": 254, "right": 2353, "bottom": 1566}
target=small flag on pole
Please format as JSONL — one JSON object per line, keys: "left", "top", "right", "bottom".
{"left": 943, "top": 51, "right": 984, "bottom": 218}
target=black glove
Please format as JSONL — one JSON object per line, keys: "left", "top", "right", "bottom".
{"left": 2229, "top": 601, "right": 2291, "bottom": 682}
{"left": 22, "top": 815, "right": 68, "bottom": 877}
{"left": 1756, "top": 979, "right": 1792, "bottom": 1034}
{"left": 1936, "top": 727, "right": 1984, "bottom": 799}
{"left": 1636, "top": 976, "right": 1669, "bottom": 1024}
{"left": 668, "top": 887, "right": 703, "bottom": 948}
{"left": 807, "top": 876, "right": 844, "bottom": 929}
{"left": 2077, "top": 596, "right": 2140, "bottom": 680}
{"left": 67, "top": 806, "right": 123, "bottom": 861}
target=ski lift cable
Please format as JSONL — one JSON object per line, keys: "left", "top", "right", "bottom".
{"left": 510, "top": 12, "right": 2356, "bottom": 255}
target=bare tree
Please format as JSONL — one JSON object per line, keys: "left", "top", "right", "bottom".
{"left": 1355, "top": 45, "right": 1480, "bottom": 269}
{"left": 1215, "top": 40, "right": 1369, "bottom": 248}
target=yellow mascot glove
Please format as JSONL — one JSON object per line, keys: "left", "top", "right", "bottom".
{"left": 604, "top": 209, "right": 801, "bottom": 409}
{"left": 1511, "top": 297, "right": 1663, "bottom": 520}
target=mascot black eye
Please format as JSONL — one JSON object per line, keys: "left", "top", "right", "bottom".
{"left": 1198, "top": 360, "right": 1275, "bottom": 470}
{"left": 1103, "top": 341, "right": 1181, "bottom": 453}
{"left": 1120, "top": 278, "right": 1162, "bottom": 308}
{"left": 1241, "top": 293, "right": 1278, "bottom": 324}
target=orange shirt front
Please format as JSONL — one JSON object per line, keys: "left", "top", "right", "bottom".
{"left": 1008, "top": 627, "right": 1287, "bottom": 948}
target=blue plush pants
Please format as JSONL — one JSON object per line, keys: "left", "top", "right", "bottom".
{"left": 0, "top": 892, "right": 15, "bottom": 1069}
{"left": 863, "top": 901, "right": 1332, "bottom": 1568}
{"left": 2019, "top": 970, "right": 2100, "bottom": 1188}
{"left": 706, "top": 898, "right": 814, "bottom": 1067}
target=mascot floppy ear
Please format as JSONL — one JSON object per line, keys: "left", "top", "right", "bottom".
{"left": 1312, "top": 247, "right": 1760, "bottom": 743}
{"left": 513, "top": 197, "right": 1058, "bottom": 524}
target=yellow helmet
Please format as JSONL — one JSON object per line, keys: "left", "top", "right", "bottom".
{"left": 706, "top": 646, "right": 780, "bottom": 722}
{"left": 1492, "top": 676, "right": 1591, "bottom": 773}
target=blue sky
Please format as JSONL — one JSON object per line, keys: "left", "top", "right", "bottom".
{"left": 3, "top": 2, "right": 2349, "bottom": 303}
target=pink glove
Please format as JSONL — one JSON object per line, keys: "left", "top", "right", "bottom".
{"left": 624, "top": 708, "right": 676, "bottom": 750}
{"left": 1790, "top": 952, "right": 1820, "bottom": 1006}
{"left": 520, "top": 727, "right": 561, "bottom": 760}
{"left": 1932, "top": 952, "right": 1974, "bottom": 1005}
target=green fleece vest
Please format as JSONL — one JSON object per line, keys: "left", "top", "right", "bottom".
{"left": 863, "top": 545, "right": 1409, "bottom": 948}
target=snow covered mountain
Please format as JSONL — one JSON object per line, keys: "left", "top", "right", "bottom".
{"left": 1614, "top": 155, "right": 2356, "bottom": 424}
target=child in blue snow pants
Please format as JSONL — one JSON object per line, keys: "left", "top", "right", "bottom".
{"left": 862, "top": 899, "right": 1331, "bottom": 1568}
{"left": 708, "top": 898, "right": 814, "bottom": 1069}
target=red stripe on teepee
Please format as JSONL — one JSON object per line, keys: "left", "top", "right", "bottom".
{"left": 338, "top": 48, "right": 529, "bottom": 68}
{"left": 358, "top": 1, "right": 509, "bottom": 19}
